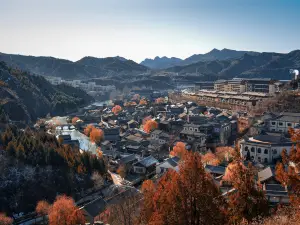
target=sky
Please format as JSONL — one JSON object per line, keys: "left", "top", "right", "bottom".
{"left": 0, "top": 0, "right": 299, "bottom": 63}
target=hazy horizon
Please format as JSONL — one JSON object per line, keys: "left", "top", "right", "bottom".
{"left": 1, "top": 0, "right": 300, "bottom": 63}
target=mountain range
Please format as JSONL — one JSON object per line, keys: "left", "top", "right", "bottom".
{"left": 165, "top": 50, "right": 300, "bottom": 80}
{"left": 140, "top": 48, "right": 259, "bottom": 69}
{"left": 0, "top": 53, "right": 148, "bottom": 79}
{"left": 0, "top": 48, "right": 300, "bottom": 82}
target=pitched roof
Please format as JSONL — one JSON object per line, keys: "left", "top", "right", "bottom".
{"left": 205, "top": 165, "right": 226, "bottom": 175}
{"left": 166, "top": 156, "right": 180, "bottom": 167}
{"left": 119, "top": 154, "right": 137, "bottom": 164}
{"left": 126, "top": 135, "right": 144, "bottom": 143}
{"left": 80, "top": 197, "right": 107, "bottom": 217}
{"left": 135, "top": 156, "right": 158, "bottom": 168}
{"left": 151, "top": 130, "right": 163, "bottom": 135}
{"left": 258, "top": 167, "right": 275, "bottom": 182}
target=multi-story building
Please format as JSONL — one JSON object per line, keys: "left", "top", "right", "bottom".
{"left": 213, "top": 78, "right": 282, "bottom": 94}
{"left": 227, "top": 79, "right": 246, "bottom": 93}
{"left": 195, "top": 81, "right": 215, "bottom": 91}
{"left": 243, "top": 78, "right": 272, "bottom": 93}
{"left": 240, "top": 134, "right": 294, "bottom": 164}
{"left": 259, "top": 112, "right": 300, "bottom": 133}
{"left": 214, "top": 80, "right": 227, "bottom": 92}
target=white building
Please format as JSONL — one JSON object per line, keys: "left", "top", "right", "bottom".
{"left": 268, "top": 112, "right": 300, "bottom": 133}
{"left": 240, "top": 134, "right": 294, "bottom": 164}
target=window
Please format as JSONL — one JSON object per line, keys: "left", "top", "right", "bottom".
{"left": 264, "top": 158, "right": 268, "bottom": 163}
{"left": 245, "top": 146, "right": 249, "bottom": 152}
{"left": 257, "top": 148, "right": 261, "bottom": 153}
{"left": 135, "top": 167, "right": 145, "bottom": 174}
{"left": 195, "top": 128, "right": 199, "bottom": 132}
{"left": 251, "top": 147, "right": 255, "bottom": 153}
{"left": 271, "top": 122, "right": 276, "bottom": 125}
{"left": 287, "top": 123, "right": 292, "bottom": 127}
{"left": 251, "top": 156, "right": 254, "bottom": 160}
{"left": 264, "top": 149, "right": 269, "bottom": 154}
{"left": 271, "top": 129, "right": 276, "bottom": 131}
{"left": 279, "top": 122, "right": 283, "bottom": 126}
{"left": 189, "top": 127, "right": 193, "bottom": 131}
{"left": 258, "top": 157, "right": 261, "bottom": 162}
{"left": 273, "top": 149, "right": 277, "bottom": 154}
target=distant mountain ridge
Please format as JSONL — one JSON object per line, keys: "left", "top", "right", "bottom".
{"left": 166, "top": 50, "right": 300, "bottom": 80}
{"left": 140, "top": 48, "right": 259, "bottom": 69}
{"left": 0, "top": 53, "right": 148, "bottom": 79}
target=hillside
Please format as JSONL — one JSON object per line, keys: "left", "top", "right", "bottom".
{"left": 0, "top": 62, "right": 94, "bottom": 123}
{"left": 0, "top": 53, "right": 147, "bottom": 79}
{"left": 166, "top": 51, "right": 300, "bottom": 80}
{"left": 140, "top": 48, "right": 258, "bottom": 69}
{"left": 77, "top": 56, "right": 147, "bottom": 73}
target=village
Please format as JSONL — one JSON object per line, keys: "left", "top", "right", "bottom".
{"left": 29, "top": 78, "right": 300, "bottom": 224}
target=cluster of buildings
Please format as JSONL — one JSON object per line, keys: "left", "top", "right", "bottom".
{"left": 46, "top": 83, "right": 300, "bottom": 218}
{"left": 45, "top": 76, "right": 116, "bottom": 97}
{"left": 195, "top": 78, "right": 286, "bottom": 94}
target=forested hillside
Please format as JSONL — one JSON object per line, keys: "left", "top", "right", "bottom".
{"left": 0, "top": 62, "right": 94, "bottom": 123}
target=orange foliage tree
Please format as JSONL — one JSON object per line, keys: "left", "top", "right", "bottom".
{"left": 0, "top": 213, "right": 13, "bottom": 225}
{"left": 139, "top": 99, "right": 148, "bottom": 105}
{"left": 155, "top": 97, "right": 165, "bottom": 104}
{"left": 170, "top": 142, "right": 187, "bottom": 158}
{"left": 36, "top": 200, "right": 50, "bottom": 224}
{"left": 124, "top": 101, "right": 137, "bottom": 107}
{"left": 139, "top": 151, "right": 227, "bottom": 225}
{"left": 112, "top": 105, "right": 122, "bottom": 115}
{"left": 215, "top": 146, "right": 235, "bottom": 162}
{"left": 71, "top": 117, "right": 80, "bottom": 125}
{"left": 275, "top": 129, "right": 300, "bottom": 206}
{"left": 90, "top": 127, "right": 104, "bottom": 145}
{"left": 224, "top": 160, "right": 269, "bottom": 224}
{"left": 142, "top": 116, "right": 152, "bottom": 125}
{"left": 202, "top": 152, "right": 220, "bottom": 166}
{"left": 143, "top": 120, "right": 158, "bottom": 133}
{"left": 84, "top": 124, "right": 94, "bottom": 136}
{"left": 48, "top": 195, "right": 85, "bottom": 225}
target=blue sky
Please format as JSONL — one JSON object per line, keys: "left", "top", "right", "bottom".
{"left": 0, "top": 0, "right": 299, "bottom": 62}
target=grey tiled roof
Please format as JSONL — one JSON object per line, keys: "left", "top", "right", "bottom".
{"left": 135, "top": 156, "right": 158, "bottom": 168}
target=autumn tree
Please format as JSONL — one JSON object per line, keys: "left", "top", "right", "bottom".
{"left": 90, "top": 127, "right": 104, "bottom": 145}
{"left": 216, "top": 146, "right": 235, "bottom": 162}
{"left": 139, "top": 151, "right": 228, "bottom": 225}
{"left": 275, "top": 129, "right": 300, "bottom": 207}
{"left": 36, "top": 200, "right": 50, "bottom": 224}
{"left": 48, "top": 195, "right": 85, "bottom": 225}
{"left": 112, "top": 105, "right": 122, "bottom": 115}
{"left": 138, "top": 180, "right": 156, "bottom": 224}
{"left": 139, "top": 99, "right": 147, "bottom": 105}
{"left": 143, "top": 120, "right": 158, "bottom": 133}
{"left": 155, "top": 97, "right": 165, "bottom": 104}
{"left": 0, "top": 213, "right": 13, "bottom": 225}
{"left": 169, "top": 141, "right": 187, "bottom": 158}
{"left": 71, "top": 117, "right": 80, "bottom": 125}
{"left": 124, "top": 101, "right": 137, "bottom": 107}
{"left": 84, "top": 124, "right": 94, "bottom": 136}
{"left": 224, "top": 161, "right": 269, "bottom": 224}
{"left": 202, "top": 152, "right": 220, "bottom": 166}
